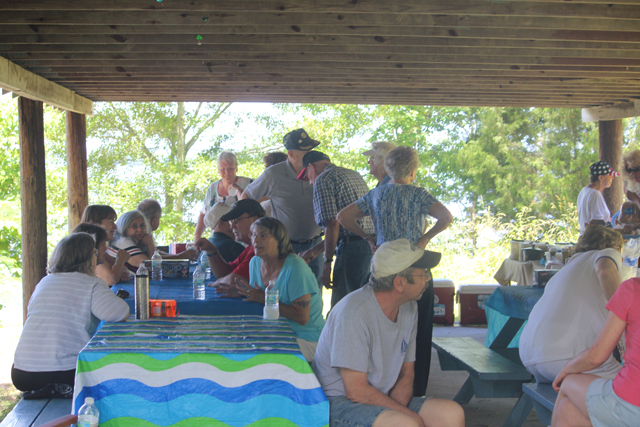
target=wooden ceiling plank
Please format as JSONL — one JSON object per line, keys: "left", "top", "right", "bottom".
{"left": 0, "top": 13, "right": 639, "bottom": 31}
{"left": 0, "top": 56, "right": 92, "bottom": 114}
{"left": 4, "top": 37, "right": 640, "bottom": 53}
{"left": 2, "top": 27, "right": 640, "bottom": 45}
{"left": 1, "top": 0, "right": 640, "bottom": 20}
{"left": 7, "top": 44, "right": 640, "bottom": 61}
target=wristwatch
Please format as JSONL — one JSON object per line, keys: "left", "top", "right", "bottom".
{"left": 323, "top": 255, "right": 333, "bottom": 263}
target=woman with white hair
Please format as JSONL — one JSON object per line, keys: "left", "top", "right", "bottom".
{"left": 12, "top": 233, "right": 129, "bottom": 398}
{"left": 194, "top": 151, "right": 252, "bottom": 241}
{"left": 337, "top": 145, "right": 453, "bottom": 397}
{"left": 106, "top": 210, "right": 154, "bottom": 274}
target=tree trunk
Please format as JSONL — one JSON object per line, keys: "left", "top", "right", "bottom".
{"left": 18, "top": 97, "right": 47, "bottom": 324}
{"left": 174, "top": 102, "right": 185, "bottom": 215}
{"left": 66, "top": 111, "right": 88, "bottom": 231}
{"left": 599, "top": 119, "right": 623, "bottom": 215}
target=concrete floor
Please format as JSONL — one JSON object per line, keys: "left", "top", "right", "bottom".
{"left": 429, "top": 324, "right": 545, "bottom": 427}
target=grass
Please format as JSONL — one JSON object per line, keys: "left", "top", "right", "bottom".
{"left": 0, "top": 383, "right": 20, "bottom": 421}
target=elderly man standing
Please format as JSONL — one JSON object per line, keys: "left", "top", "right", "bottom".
{"left": 240, "top": 129, "right": 324, "bottom": 283}
{"left": 312, "top": 239, "right": 464, "bottom": 427}
{"left": 136, "top": 199, "right": 197, "bottom": 261}
{"left": 363, "top": 141, "right": 396, "bottom": 186}
{"left": 297, "top": 150, "right": 375, "bottom": 305}
{"left": 577, "top": 161, "right": 619, "bottom": 234}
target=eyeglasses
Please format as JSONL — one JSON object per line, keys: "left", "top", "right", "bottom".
{"left": 627, "top": 167, "right": 640, "bottom": 173}
{"left": 230, "top": 215, "right": 251, "bottom": 225}
{"left": 129, "top": 223, "right": 146, "bottom": 230}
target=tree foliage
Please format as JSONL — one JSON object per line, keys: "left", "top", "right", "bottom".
{"left": 85, "top": 102, "right": 232, "bottom": 242}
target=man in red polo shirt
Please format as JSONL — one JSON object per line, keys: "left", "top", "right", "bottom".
{"left": 195, "top": 199, "right": 265, "bottom": 295}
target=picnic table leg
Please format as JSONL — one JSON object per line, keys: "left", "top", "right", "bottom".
{"left": 489, "top": 317, "right": 526, "bottom": 349}
{"left": 502, "top": 393, "right": 533, "bottom": 427}
{"left": 453, "top": 377, "right": 475, "bottom": 404}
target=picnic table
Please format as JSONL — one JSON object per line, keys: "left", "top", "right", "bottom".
{"left": 111, "top": 276, "right": 263, "bottom": 316}
{"left": 73, "top": 315, "right": 329, "bottom": 427}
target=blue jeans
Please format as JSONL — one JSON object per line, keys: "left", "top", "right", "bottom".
{"left": 331, "top": 238, "right": 372, "bottom": 308}
{"left": 328, "top": 395, "right": 428, "bottom": 427}
{"left": 292, "top": 236, "right": 323, "bottom": 289}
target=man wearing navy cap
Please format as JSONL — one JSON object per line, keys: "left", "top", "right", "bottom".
{"left": 240, "top": 129, "right": 324, "bottom": 284}
{"left": 577, "top": 161, "right": 620, "bottom": 234}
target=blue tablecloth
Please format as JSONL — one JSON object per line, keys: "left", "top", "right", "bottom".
{"left": 73, "top": 316, "right": 329, "bottom": 427}
{"left": 484, "top": 286, "right": 544, "bottom": 348}
{"left": 485, "top": 285, "right": 544, "bottom": 320}
{"left": 112, "top": 277, "right": 263, "bottom": 316}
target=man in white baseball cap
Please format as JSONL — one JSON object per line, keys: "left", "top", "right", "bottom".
{"left": 204, "top": 202, "right": 245, "bottom": 263}
{"left": 363, "top": 141, "right": 396, "bottom": 186}
{"left": 312, "top": 239, "right": 464, "bottom": 427}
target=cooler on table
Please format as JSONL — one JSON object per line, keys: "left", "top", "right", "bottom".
{"left": 457, "top": 284, "right": 499, "bottom": 325}
{"left": 433, "top": 279, "right": 455, "bottom": 325}
{"left": 169, "top": 243, "right": 188, "bottom": 254}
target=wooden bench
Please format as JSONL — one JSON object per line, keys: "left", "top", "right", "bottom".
{"left": 0, "top": 398, "right": 72, "bottom": 427}
{"left": 504, "top": 382, "right": 557, "bottom": 427}
{"left": 432, "top": 337, "right": 532, "bottom": 404}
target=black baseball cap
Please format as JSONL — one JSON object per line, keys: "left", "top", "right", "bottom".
{"left": 220, "top": 199, "right": 266, "bottom": 222}
{"left": 283, "top": 128, "right": 320, "bottom": 151}
{"left": 297, "top": 151, "right": 331, "bottom": 180}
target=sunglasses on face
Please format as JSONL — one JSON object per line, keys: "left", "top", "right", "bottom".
{"left": 627, "top": 167, "right": 640, "bottom": 173}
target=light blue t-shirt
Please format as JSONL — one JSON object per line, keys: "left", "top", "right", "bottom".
{"left": 249, "top": 254, "right": 325, "bottom": 341}
{"left": 355, "top": 183, "right": 439, "bottom": 245}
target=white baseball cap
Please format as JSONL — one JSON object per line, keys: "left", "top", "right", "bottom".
{"left": 371, "top": 239, "right": 441, "bottom": 279}
{"left": 204, "top": 202, "right": 232, "bottom": 229}
{"left": 363, "top": 141, "right": 397, "bottom": 158}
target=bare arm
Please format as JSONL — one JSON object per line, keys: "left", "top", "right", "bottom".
{"left": 388, "top": 362, "right": 415, "bottom": 407}
{"left": 341, "top": 368, "right": 424, "bottom": 427}
{"left": 236, "top": 278, "right": 311, "bottom": 325}
{"left": 194, "top": 212, "right": 206, "bottom": 242}
{"left": 321, "top": 220, "right": 340, "bottom": 289}
{"left": 595, "top": 256, "right": 621, "bottom": 300}
{"left": 195, "top": 238, "right": 232, "bottom": 278}
{"left": 337, "top": 203, "right": 376, "bottom": 250}
{"left": 417, "top": 202, "right": 453, "bottom": 249}
{"left": 553, "top": 311, "right": 626, "bottom": 391}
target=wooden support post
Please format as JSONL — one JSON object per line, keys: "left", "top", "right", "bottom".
{"left": 599, "top": 119, "right": 623, "bottom": 216}
{"left": 18, "top": 97, "right": 47, "bottom": 324}
{"left": 66, "top": 111, "right": 88, "bottom": 231}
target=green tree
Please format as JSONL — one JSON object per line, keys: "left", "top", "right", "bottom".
{"left": 85, "top": 102, "right": 233, "bottom": 242}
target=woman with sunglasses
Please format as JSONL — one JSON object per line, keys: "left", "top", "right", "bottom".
{"left": 106, "top": 210, "right": 155, "bottom": 275}
{"left": 12, "top": 232, "right": 129, "bottom": 398}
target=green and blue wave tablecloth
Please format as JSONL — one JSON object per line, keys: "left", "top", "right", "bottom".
{"left": 73, "top": 315, "right": 328, "bottom": 427}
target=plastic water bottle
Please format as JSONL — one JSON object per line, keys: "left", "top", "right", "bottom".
{"left": 200, "top": 251, "right": 211, "bottom": 280}
{"left": 264, "top": 280, "right": 279, "bottom": 320}
{"left": 193, "top": 265, "right": 205, "bottom": 300}
{"left": 77, "top": 397, "right": 99, "bottom": 427}
{"left": 151, "top": 250, "right": 162, "bottom": 281}
{"left": 135, "top": 263, "right": 149, "bottom": 320}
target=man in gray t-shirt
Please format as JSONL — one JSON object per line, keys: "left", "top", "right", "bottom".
{"left": 241, "top": 129, "right": 324, "bottom": 283}
{"left": 312, "top": 239, "right": 464, "bottom": 427}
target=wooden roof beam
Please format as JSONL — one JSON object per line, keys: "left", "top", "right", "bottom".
{"left": 582, "top": 99, "right": 640, "bottom": 122}
{"left": 0, "top": 56, "right": 92, "bottom": 115}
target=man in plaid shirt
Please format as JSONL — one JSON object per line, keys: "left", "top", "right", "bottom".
{"left": 297, "top": 150, "right": 375, "bottom": 307}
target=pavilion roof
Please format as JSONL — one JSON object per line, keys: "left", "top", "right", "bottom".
{"left": 1, "top": 0, "right": 639, "bottom": 111}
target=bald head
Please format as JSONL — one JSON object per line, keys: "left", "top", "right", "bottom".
{"left": 137, "top": 199, "right": 162, "bottom": 231}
